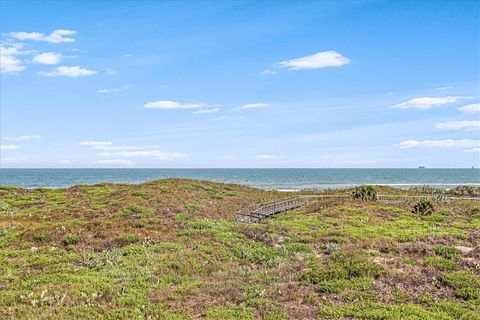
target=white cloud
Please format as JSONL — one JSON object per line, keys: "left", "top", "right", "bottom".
{"left": 112, "top": 150, "right": 186, "bottom": 159}
{"left": 277, "top": 50, "right": 350, "bottom": 70}
{"left": 58, "top": 160, "right": 72, "bottom": 164}
{"left": 193, "top": 108, "right": 220, "bottom": 114}
{"left": 78, "top": 141, "right": 113, "bottom": 146}
{"left": 463, "top": 147, "right": 480, "bottom": 153}
{"left": 238, "top": 103, "right": 270, "bottom": 110}
{"left": 41, "top": 66, "right": 98, "bottom": 77}
{"left": 95, "top": 145, "right": 159, "bottom": 151}
{"left": 435, "top": 86, "right": 454, "bottom": 91}
{"left": 213, "top": 116, "right": 246, "bottom": 121}
{"left": 4, "top": 135, "right": 41, "bottom": 141}
{"left": 0, "top": 145, "right": 21, "bottom": 150}
{"left": 97, "top": 85, "right": 132, "bottom": 94}
{"left": 9, "top": 29, "right": 77, "bottom": 43}
{"left": 144, "top": 100, "right": 205, "bottom": 110}
{"left": 261, "top": 69, "right": 277, "bottom": 75}
{"left": 107, "top": 69, "right": 118, "bottom": 75}
{"left": 0, "top": 45, "right": 26, "bottom": 73}
{"left": 33, "top": 52, "right": 62, "bottom": 65}
{"left": 435, "top": 120, "right": 480, "bottom": 131}
{"left": 92, "top": 159, "right": 133, "bottom": 166}
{"left": 391, "top": 96, "right": 469, "bottom": 110}
{"left": 394, "top": 139, "right": 479, "bottom": 149}
{"left": 68, "top": 48, "right": 87, "bottom": 53}
{"left": 123, "top": 54, "right": 133, "bottom": 58}
{"left": 458, "top": 103, "right": 480, "bottom": 114}
{"left": 256, "top": 154, "right": 281, "bottom": 159}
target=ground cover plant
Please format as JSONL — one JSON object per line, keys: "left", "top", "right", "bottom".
{"left": 0, "top": 179, "right": 479, "bottom": 319}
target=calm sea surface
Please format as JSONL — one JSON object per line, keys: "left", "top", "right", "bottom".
{"left": 0, "top": 168, "right": 479, "bottom": 190}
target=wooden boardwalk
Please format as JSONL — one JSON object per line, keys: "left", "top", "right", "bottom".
{"left": 236, "top": 193, "right": 479, "bottom": 223}
{"left": 237, "top": 197, "right": 308, "bottom": 223}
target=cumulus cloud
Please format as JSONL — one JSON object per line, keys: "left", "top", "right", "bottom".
{"left": 458, "top": 103, "right": 480, "bottom": 114}
{"left": 4, "top": 135, "right": 41, "bottom": 141}
{"left": 33, "top": 52, "right": 62, "bottom": 65}
{"left": 9, "top": 29, "right": 77, "bottom": 43}
{"left": 144, "top": 100, "right": 205, "bottom": 109}
{"left": 256, "top": 155, "right": 281, "bottom": 159}
{"left": 78, "top": 141, "right": 113, "bottom": 146}
{"left": 97, "top": 85, "right": 132, "bottom": 94}
{"left": 238, "top": 103, "right": 270, "bottom": 110}
{"left": 390, "top": 96, "right": 469, "bottom": 110}
{"left": 435, "top": 120, "right": 480, "bottom": 131}
{"left": 193, "top": 108, "right": 220, "bottom": 114}
{"left": 0, "top": 45, "right": 26, "bottom": 73}
{"left": 92, "top": 159, "right": 133, "bottom": 166}
{"left": 0, "top": 145, "right": 21, "bottom": 150}
{"left": 277, "top": 50, "right": 350, "bottom": 70}
{"left": 41, "top": 66, "right": 98, "bottom": 77}
{"left": 394, "top": 139, "right": 479, "bottom": 149}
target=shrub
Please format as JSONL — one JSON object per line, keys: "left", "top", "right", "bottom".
{"left": 117, "top": 233, "right": 139, "bottom": 245}
{"left": 64, "top": 234, "right": 81, "bottom": 245}
{"left": 115, "top": 205, "right": 153, "bottom": 218}
{"left": 412, "top": 200, "right": 434, "bottom": 215}
{"left": 425, "top": 256, "right": 459, "bottom": 271}
{"left": 434, "top": 245, "right": 461, "bottom": 259}
{"left": 34, "top": 232, "right": 52, "bottom": 242}
{"left": 441, "top": 272, "right": 480, "bottom": 300}
{"left": 0, "top": 201, "right": 10, "bottom": 211}
{"left": 409, "top": 185, "right": 445, "bottom": 194}
{"left": 352, "top": 186, "right": 377, "bottom": 202}
{"left": 301, "top": 251, "right": 384, "bottom": 289}
{"left": 447, "top": 185, "right": 480, "bottom": 196}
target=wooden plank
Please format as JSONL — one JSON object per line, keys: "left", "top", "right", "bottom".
{"left": 236, "top": 197, "right": 308, "bottom": 222}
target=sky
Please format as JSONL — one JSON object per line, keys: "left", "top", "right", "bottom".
{"left": 0, "top": 0, "right": 479, "bottom": 168}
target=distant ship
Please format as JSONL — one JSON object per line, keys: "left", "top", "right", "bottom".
{"left": 419, "top": 166, "right": 426, "bottom": 169}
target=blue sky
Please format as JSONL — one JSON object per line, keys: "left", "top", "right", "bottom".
{"left": 1, "top": 0, "right": 479, "bottom": 168}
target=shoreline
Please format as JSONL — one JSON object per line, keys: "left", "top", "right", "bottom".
{"left": 1, "top": 178, "right": 479, "bottom": 191}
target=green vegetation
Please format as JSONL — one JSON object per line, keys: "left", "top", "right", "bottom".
{"left": 352, "top": 185, "right": 378, "bottom": 201}
{"left": 0, "top": 179, "right": 479, "bottom": 319}
{"left": 412, "top": 200, "right": 435, "bottom": 215}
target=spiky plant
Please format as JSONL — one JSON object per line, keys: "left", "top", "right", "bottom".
{"left": 412, "top": 200, "right": 435, "bottom": 215}
{"left": 352, "top": 185, "right": 377, "bottom": 201}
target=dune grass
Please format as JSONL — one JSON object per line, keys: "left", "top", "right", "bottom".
{"left": 0, "top": 179, "right": 479, "bottom": 319}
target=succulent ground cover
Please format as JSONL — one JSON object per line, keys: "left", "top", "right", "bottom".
{"left": 0, "top": 179, "right": 479, "bottom": 319}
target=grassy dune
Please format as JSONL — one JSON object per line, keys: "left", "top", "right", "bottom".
{"left": 0, "top": 179, "right": 479, "bottom": 319}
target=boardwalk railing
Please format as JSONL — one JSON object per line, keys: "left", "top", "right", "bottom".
{"left": 237, "top": 197, "right": 308, "bottom": 223}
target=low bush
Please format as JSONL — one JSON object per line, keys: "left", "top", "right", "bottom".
{"left": 352, "top": 186, "right": 377, "bottom": 202}
{"left": 434, "top": 245, "right": 461, "bottom": 259}
{"left": 64, "top": 234, "right": 81, "bottom": 245}
{"left": 34, "top": 232, "right": 52, "bottom": 242}
{"left": 441, "top": 271, "right": 480, "bottom": 300}
{"left": 412, "top": 200, "right": 434, "bottom": 215}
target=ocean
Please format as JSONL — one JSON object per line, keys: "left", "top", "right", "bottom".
{"left": 0, "top": 168, "right": 479, "bottom": 190}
